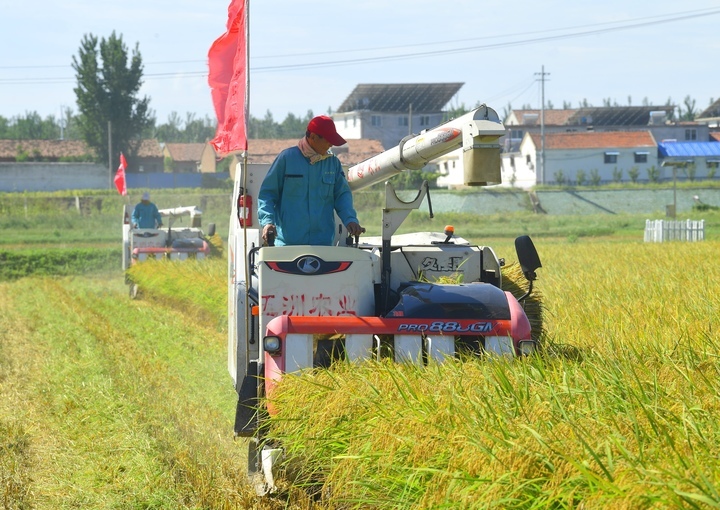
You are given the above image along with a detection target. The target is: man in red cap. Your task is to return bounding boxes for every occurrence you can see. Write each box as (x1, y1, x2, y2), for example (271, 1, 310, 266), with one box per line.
(257, 115, 364, 246)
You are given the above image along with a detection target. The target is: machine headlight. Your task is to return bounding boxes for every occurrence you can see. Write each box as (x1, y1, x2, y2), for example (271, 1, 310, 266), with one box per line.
(518, 340, 536, 356)
(263, 335, 282, 355)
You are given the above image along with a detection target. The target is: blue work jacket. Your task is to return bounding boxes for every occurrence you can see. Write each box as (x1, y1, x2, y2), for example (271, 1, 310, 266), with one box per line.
(257, 146, 358, 246)
(132, 202, 163, 228)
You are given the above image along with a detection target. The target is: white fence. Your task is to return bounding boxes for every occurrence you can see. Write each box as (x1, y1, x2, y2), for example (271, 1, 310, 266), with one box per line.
(644, 219, 705, 242)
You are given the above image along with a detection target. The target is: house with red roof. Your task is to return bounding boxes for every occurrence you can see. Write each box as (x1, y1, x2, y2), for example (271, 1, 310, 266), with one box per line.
(162, 142, 217, 173)
(505, 131, 659, 187)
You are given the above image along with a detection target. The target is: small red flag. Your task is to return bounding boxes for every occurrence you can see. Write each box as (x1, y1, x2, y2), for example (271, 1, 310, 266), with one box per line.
(114, 153, 127, 196)
(208, 0, 249, 157)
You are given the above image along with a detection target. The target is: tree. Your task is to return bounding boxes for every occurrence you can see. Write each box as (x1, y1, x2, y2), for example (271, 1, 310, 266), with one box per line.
(628, 166, 640, 183)
(612, 167, 623, 183)
(72, 31, 153, 168)
(683, 163, 697, 182)
(250, 110, 279, 138)
(647, 165, 660, 183)
(444, 104, 471, 122)
(665, 97, 677, 120)
(500, 102, 513, 121)
(183, 114, 216, 143)
(153, 112, 216, 143)
(576, 169, 586, 186)
(677, 95, 698, 121)
(278, 110, 313, 138)
(154, 111, 183, 142)
(59, 106, 83, 140)
(0, 112, 57, 140)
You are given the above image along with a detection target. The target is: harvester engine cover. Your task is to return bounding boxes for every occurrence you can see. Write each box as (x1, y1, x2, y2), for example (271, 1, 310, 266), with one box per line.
(386, 282, 511, 320)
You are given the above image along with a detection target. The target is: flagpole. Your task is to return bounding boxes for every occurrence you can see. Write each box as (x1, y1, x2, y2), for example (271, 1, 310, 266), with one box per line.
(241, 0, 251, 361)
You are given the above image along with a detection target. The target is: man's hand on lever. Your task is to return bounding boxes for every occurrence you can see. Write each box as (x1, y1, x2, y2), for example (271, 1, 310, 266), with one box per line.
(262, 224, 277, 246)
(346, 222, 365, 237)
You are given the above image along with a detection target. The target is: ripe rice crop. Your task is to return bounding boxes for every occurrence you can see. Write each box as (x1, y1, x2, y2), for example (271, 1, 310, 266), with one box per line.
(266, 240, 720, 509)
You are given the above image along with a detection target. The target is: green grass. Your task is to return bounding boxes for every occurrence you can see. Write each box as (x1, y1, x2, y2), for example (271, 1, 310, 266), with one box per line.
(0, 247, 120, 279)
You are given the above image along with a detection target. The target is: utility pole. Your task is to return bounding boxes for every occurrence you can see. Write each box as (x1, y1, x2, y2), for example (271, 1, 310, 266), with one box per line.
(535, 66, 550, 184)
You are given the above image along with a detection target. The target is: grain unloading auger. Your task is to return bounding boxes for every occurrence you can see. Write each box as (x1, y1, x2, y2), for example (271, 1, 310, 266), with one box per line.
(226, 105, 542, 494)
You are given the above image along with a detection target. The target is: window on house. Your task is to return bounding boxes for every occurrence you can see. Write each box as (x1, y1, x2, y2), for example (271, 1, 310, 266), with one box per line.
(510, 129, 524, 139)
(510, 156, 515, 168)
(604, 152, 619, 164)
(353, 116, 357, 127)
(707, 159, 720, 169)
(685, 129, 697, 141)
(371, 115, 381, 127)
(419, 115, 431, 126)
(634, 152, 649, 164)
(526, 155, 532, 164)
(398, 117, 408, 127)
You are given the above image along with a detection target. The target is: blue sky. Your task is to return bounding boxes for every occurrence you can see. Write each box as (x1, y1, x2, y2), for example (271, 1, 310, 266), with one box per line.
(2, 1, 719, 127)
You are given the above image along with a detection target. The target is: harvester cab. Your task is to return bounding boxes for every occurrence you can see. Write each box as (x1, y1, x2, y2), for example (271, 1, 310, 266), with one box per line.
(226, 105, 542, 494)
(122, 203, 216, 298)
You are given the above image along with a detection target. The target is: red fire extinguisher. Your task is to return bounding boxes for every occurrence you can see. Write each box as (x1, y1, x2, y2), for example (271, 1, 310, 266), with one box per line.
(237, 188, 252, 227)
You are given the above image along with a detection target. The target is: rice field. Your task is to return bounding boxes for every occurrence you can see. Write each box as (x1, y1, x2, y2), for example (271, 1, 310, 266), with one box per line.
(3, 195, 720, 508)
(265, 240, 720, 509)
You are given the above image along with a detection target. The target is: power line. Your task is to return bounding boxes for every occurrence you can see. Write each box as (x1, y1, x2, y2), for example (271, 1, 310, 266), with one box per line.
(4, 6, 719, 70)
(252, 8, 720, 72)
(250, 6, 720, 60)
(1, 7, 719, 82)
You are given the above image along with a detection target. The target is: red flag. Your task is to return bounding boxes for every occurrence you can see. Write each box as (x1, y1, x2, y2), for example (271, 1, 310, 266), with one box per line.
(208, 0, 249, 157)
(114, 153, 127, 196)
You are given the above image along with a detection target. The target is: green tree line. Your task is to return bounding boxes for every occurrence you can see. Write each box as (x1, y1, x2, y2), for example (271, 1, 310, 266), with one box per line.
(0, 109, 312, 146)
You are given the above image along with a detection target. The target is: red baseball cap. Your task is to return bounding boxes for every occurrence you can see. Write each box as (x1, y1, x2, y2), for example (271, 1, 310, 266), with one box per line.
(307, 115, 347, 146)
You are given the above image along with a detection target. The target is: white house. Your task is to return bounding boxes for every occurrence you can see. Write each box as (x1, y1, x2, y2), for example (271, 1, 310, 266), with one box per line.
(506, 131, 659, 186)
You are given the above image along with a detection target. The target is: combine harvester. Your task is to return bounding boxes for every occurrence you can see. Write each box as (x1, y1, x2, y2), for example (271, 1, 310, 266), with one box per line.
(122, 205, 215, 298)
(227, 105, 542, 493)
